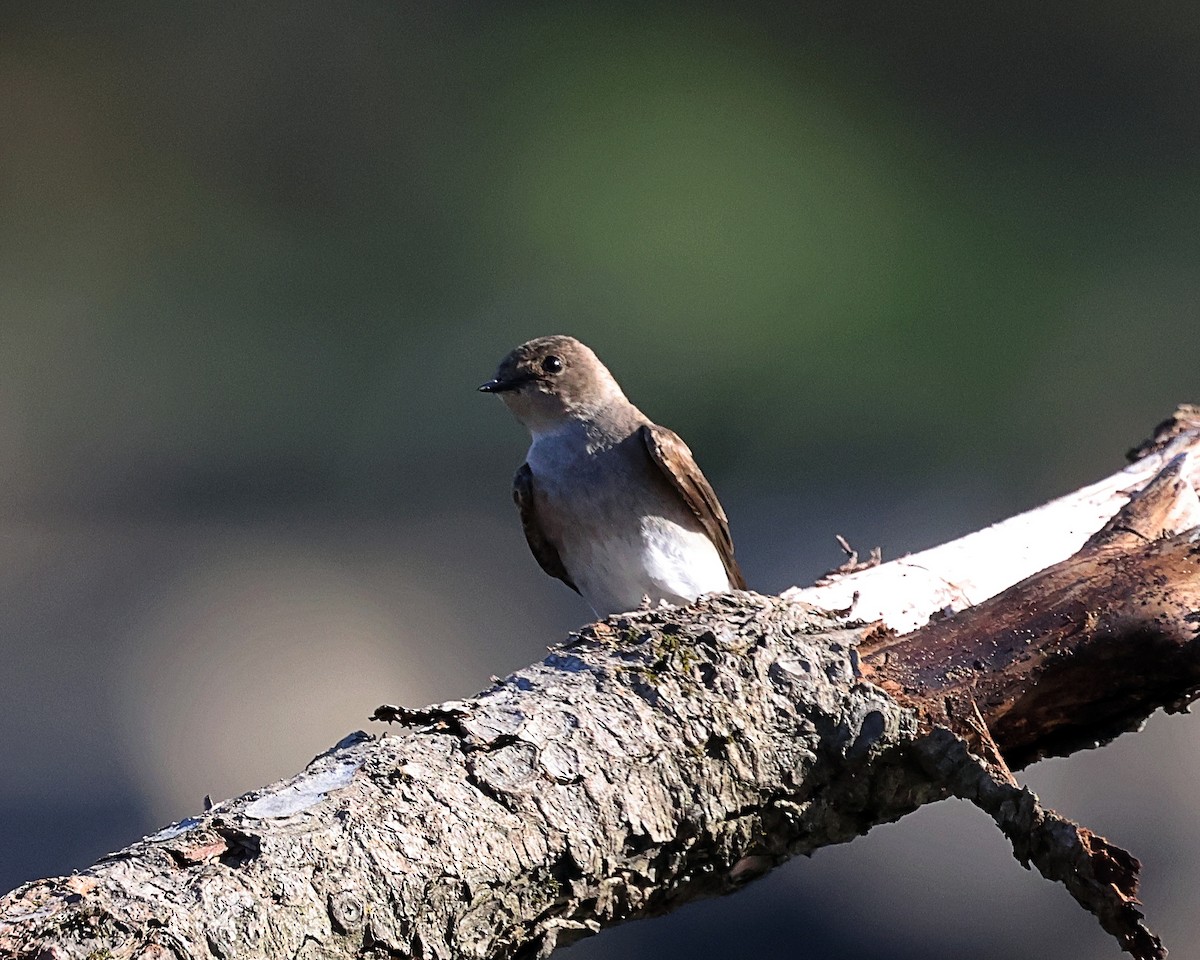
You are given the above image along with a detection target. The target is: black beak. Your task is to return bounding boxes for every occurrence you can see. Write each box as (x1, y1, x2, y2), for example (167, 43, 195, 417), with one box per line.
(478, 372, 535, 393)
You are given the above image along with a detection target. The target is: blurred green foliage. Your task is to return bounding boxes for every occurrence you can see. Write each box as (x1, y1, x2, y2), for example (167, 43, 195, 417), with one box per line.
(0, 0, 1196, 507)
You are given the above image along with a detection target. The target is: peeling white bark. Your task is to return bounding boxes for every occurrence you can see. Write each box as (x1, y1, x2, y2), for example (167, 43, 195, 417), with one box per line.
(788, 434, 1200, 631)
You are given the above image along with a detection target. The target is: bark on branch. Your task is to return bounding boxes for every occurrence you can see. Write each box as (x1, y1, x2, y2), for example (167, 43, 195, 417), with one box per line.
(3, 406, 1200, 960)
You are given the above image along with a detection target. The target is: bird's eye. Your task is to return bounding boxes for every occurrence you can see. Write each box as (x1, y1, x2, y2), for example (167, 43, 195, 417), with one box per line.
(542, 355, 564, 374)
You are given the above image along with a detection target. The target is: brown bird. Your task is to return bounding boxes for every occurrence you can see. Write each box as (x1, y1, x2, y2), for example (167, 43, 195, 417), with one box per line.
(479, 335, 745, 616)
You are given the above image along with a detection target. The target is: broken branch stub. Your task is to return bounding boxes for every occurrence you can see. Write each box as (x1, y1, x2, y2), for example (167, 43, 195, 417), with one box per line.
(860, 456, 1200, 769)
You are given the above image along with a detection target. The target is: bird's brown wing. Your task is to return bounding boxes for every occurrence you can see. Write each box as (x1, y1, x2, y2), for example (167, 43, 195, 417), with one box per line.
(639, 423, 746, 590)
(513, 462, 580, 594)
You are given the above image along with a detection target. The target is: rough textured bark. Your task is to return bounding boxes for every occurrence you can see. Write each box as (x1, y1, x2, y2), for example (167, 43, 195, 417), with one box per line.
(3, 406, 1200, 960)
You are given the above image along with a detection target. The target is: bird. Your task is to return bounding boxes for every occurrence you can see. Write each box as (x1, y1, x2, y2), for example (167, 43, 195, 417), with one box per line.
(479, 335, 745, 617)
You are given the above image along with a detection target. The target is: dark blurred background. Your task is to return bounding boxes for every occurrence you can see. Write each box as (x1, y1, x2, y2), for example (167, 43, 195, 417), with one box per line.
(2, 2, 1199, 957)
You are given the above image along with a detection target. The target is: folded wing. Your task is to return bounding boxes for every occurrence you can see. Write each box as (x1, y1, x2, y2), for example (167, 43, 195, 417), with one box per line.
(639, 423, 746, 590)
(512, 462, 580, 594)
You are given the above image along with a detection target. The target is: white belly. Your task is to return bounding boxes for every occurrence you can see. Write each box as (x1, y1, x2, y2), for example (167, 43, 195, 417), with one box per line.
(524, 423, 733, 617)
(572, 515, 732, 617)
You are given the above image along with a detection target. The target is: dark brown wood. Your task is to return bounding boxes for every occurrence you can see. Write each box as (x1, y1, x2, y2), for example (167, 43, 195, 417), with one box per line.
(856, 446, 1200, 960)
(861, 454, 1200, 770)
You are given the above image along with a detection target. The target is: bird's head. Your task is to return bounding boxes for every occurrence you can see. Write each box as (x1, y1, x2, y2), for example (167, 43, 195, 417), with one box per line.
(479, 335, 626, 432)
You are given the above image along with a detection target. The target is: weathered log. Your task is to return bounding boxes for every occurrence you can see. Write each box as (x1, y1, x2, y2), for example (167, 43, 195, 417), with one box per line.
(2, 406, 1199, 960)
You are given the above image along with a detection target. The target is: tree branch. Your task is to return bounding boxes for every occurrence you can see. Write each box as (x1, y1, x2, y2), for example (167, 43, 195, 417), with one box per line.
(3, 407, 1199, 960)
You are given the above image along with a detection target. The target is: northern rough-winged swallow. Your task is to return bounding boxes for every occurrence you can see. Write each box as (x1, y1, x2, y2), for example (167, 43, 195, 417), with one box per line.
(479, 335, 745, 617)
